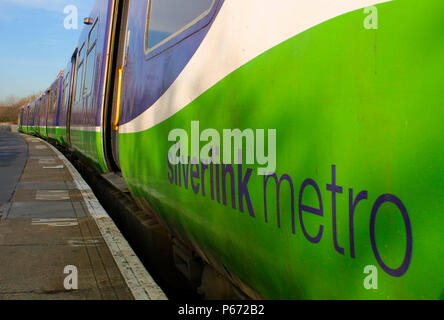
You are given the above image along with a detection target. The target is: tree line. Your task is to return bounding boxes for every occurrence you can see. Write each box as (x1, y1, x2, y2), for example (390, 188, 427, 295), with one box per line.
(0, 93, 41, 124)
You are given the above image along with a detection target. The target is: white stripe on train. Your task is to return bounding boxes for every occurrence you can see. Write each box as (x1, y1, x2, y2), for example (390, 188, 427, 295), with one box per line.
(119, 0, 390, 134)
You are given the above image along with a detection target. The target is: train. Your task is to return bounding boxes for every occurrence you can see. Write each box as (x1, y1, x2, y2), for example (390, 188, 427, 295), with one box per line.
(18, 0, 443, 299)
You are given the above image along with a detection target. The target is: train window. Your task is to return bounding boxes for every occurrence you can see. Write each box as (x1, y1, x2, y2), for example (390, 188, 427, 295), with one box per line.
(145, 0, 215, 52)
(50, 89, 57, 114)
(54, 88, 59, 112)
(84, 21, 99, 96)
(49, 91, 53, 114)
(75, 44, 86, 102)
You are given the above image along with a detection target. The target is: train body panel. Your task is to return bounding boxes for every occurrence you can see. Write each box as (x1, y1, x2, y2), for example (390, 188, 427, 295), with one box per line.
(29, 102, 35, 135)
(68, 0, 114, 173)
(58, 61, 76, 146)
(24, 106, 29, 134)
(34, 93, 48, 138)
(117, 0, 444, 299)
(34, 97, 41, 136)
(47, 75, 64, 142)
(58, 66, 70, 146)
(39, 92, 49, 138)
(26, 104, 32, 134)
(27, 104, 32, 134)
(20, 107, 24, 133)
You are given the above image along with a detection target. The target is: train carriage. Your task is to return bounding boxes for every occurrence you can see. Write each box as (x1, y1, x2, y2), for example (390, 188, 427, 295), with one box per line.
(21, 0, 444, 300)
(58, 59, 77, 146)
(25, 104, 30, 134)
(39, 91, 49, 139)
(66, 0, 114, 172)
(115, 0, 444, 299)
(34, 96, 40, 135)
(21, 106, 27, 133)
(30, 100, 37, 135)
(47, 74, 64, 142)
(19, 107, 24, 133)
(34, 96, 41, 136)
(17, 107, 23, 133)
(23, 105, 29, 134)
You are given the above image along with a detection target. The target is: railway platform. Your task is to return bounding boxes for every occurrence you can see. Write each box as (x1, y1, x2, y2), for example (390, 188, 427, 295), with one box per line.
(0, 131, 166, 300)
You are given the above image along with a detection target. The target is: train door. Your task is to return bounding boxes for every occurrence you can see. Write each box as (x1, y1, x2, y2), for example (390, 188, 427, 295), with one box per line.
(43, 90, 50, 139)
(103, 0, 131, 171)
(35, 99, 41, 135)
(26, 106, 30, 133)
(66, 52, 77, 146)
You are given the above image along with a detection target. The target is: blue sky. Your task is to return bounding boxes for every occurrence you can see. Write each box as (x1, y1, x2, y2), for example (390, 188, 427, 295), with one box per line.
(0, 0, 93, 101)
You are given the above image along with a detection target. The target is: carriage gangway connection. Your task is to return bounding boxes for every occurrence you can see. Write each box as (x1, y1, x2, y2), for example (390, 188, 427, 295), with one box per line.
(0, 130, 167, 300)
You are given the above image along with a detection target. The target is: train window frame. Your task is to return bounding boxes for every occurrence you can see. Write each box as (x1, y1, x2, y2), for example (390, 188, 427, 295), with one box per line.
(74, 43, 86, 103)
(43, 92, 49, 124)
(50, 86, 58, 115)
(62, 72, 70, 112)
(144, 0, 218, 58)
(49, 90, 53, 117)
(83, 20, 99, 97)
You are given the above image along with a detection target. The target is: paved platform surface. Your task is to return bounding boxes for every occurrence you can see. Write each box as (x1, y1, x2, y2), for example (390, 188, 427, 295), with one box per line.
(0, 132, 166, 300)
